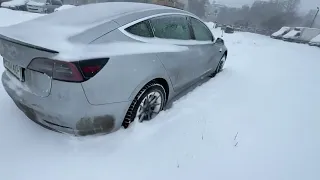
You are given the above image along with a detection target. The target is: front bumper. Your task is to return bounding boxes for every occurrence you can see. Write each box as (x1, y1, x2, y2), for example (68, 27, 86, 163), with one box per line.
(2, 71, 130, 136)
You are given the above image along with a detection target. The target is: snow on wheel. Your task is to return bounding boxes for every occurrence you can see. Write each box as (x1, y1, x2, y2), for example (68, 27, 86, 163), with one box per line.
(210, 54, 227, 77)
(217, 55, 227, 72)
(122, 81, 167, 128)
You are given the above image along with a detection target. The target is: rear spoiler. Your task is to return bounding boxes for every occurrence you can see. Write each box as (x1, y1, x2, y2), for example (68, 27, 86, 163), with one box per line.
(0, 34, 59, 54)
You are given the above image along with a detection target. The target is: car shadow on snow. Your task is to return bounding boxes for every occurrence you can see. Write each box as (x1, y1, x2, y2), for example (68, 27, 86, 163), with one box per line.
(164, 70, 229, 110)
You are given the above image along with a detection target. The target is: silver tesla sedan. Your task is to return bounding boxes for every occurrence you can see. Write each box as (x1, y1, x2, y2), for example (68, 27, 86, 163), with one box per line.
(0, 2, 227, 136)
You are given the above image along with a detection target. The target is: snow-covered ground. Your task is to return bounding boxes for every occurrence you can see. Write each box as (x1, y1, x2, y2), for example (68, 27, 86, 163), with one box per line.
(1, 9, 320, 180)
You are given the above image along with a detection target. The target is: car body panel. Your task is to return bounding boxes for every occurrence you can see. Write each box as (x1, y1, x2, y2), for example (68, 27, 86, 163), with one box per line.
(0, 37, 58, 97)
(0, 37, 57, 68)
(2, 70, 131, 135)
(0, 2, 228, 135)
(81, 53, 170, 104)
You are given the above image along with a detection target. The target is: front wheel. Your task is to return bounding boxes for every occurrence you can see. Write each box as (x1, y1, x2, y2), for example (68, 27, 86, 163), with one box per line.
(210, 55, 226, 77)
(122, 82, 167, 128)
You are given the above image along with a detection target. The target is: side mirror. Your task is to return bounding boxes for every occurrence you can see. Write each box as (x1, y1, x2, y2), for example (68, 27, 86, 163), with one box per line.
(215, 38, 224, 45)
(45, 2, 50, 5)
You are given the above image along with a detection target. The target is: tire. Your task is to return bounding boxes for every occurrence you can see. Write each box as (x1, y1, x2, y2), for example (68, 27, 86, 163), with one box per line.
(210, 55, 227, 77)
(122, 81, 167, 128)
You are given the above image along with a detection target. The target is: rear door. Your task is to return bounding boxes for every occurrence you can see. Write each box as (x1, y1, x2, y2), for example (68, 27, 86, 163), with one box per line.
(149, 15, 204, 91)
(188, 16, 221, 74)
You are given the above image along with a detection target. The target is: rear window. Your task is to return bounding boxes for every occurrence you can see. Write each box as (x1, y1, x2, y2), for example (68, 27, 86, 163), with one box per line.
(125, 20, 153, 38)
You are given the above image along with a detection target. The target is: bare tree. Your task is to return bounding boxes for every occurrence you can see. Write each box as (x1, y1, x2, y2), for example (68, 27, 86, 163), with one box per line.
(283, 0, 300, 13)
(188, 0, 209, 18)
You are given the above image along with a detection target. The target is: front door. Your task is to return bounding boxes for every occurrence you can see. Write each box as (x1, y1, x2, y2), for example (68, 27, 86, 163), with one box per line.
(149, 15, 204, 91)
(188, 17, 221, 74)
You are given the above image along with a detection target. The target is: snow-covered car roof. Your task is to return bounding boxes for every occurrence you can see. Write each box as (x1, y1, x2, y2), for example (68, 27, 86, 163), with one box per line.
(0, 2, 190, 52)
(283, 29, 300, 38)
(272, 27, 291, 37)
(54, 4, 76, 12)
(1, 0, 27, 7)
(33, 2, 182, 26)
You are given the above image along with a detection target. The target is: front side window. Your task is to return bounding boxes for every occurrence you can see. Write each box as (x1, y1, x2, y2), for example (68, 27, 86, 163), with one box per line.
(125, 20, 153, 38)
(190, 17, 213, 41)
(149, 15, 192, 40)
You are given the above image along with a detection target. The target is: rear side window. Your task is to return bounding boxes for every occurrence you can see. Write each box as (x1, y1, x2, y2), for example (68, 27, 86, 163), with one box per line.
(125, 20, 153, 38)
(149, 15, 192, 40)
(190, 17, 213, 41)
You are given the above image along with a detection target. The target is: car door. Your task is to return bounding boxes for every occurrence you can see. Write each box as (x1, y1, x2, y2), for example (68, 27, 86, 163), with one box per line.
(189, 16, 222, 74)
(149, 15, 204, 92)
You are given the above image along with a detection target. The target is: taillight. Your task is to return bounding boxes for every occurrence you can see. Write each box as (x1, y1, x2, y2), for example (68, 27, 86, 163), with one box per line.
(78, 58, 108, 79)
(53, 60, 83, 82)
(27, 58, 108, 82)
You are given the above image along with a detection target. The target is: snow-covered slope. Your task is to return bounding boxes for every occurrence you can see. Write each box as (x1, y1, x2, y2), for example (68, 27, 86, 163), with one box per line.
(0, 8, 320, 180)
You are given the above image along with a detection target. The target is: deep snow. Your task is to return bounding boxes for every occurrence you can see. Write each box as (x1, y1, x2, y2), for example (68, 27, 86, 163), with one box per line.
(0, 8, 320, 180)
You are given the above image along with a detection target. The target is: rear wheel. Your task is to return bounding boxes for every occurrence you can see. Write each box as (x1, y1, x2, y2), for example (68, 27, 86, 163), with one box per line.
(122, 82, 166, 128)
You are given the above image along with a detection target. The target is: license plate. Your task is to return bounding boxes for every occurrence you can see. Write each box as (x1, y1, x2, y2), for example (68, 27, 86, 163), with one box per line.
(3, 59, 24, 81)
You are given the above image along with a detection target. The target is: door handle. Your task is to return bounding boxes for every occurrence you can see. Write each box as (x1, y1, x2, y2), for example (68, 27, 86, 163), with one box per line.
(219, 48, 222, 52)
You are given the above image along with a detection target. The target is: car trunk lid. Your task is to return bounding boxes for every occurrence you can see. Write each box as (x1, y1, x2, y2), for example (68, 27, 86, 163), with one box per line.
(0, 36, 58, 97)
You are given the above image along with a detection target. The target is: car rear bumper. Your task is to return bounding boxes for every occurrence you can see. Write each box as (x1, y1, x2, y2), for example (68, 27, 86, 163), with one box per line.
(2, 70, 130, 136)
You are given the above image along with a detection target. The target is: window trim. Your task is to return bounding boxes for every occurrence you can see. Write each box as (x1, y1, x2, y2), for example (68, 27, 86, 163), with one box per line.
(124, 19, 154, 38)
(186, 16, 196, 40)
(119, 12, 215, 46)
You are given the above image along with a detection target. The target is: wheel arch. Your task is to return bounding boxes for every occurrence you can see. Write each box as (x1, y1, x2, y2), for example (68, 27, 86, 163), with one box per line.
(128, 76, 171, 103)
(122, 77, 171, 128)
